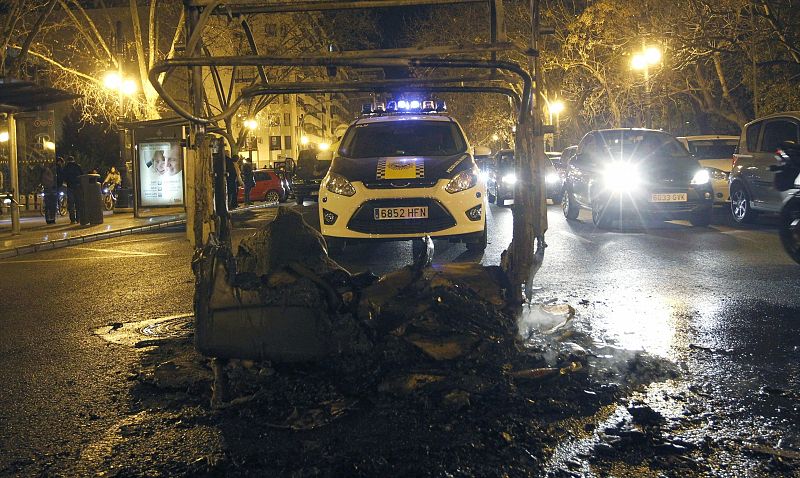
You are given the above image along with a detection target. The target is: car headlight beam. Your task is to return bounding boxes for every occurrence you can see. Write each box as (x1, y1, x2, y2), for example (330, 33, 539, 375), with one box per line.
(545, 173, 560, 184)
(446, 170, 478, 194)
(501, 173, 517, 184)
(602, 161, 641, 192)
(324, 172, 356, 196)
(691, 169, 711, 185)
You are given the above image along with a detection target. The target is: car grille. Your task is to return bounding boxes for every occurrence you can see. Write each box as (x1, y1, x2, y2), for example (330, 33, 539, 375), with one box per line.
(362, 179, 439, 189)
(347, 198, 456, 234)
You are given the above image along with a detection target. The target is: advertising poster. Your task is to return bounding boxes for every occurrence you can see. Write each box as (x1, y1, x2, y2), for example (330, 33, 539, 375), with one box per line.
(138, 141, 184, 207)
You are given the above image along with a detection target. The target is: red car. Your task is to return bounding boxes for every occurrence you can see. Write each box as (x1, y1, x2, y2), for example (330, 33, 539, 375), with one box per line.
(238, 169, 286, 203)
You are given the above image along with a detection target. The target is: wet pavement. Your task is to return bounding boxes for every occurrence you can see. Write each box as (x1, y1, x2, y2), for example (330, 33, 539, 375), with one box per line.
(0, 202, 798, 476)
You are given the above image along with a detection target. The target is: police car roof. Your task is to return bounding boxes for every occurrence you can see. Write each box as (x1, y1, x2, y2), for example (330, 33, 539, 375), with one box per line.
(353, 114, 455, 125)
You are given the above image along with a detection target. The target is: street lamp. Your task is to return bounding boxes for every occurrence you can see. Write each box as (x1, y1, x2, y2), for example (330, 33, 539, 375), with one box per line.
(300, 135, 310, 146)
(548, 100, 565, 151)
(0, 131, 8, 142)
(244, 118, 257, 165)
(631, 45, 662, 128)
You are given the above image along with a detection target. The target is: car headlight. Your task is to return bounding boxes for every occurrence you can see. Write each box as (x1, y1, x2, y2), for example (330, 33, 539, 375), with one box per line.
(324, 173, 356, 197)
(690, 169, 711, 185)
(602, 161, 641, 192)
(446, 169, 478, 194)
(501, 173, 517, 184)
(545, 173, 560, 184)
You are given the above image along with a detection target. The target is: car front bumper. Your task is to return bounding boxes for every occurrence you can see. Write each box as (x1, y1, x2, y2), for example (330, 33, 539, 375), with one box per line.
(320, 180, 486, 240)
(595, 186, 714, 218)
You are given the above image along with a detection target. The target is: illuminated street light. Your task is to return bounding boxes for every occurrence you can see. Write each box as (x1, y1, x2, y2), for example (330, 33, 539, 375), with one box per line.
(300, 135, 310, 146)
(43, 141, 56, 151)
(550, 100, 565, 116)
(103, 71, 121, 90)
(318, 142, 331, 151)
(0, 131, 8, 142)
(244, 119, 258, 130)
(548, 100, 566, 150)
(491, 134, 500, 142)
(121, 79, 137, 96)
(630, 45, 662, 128)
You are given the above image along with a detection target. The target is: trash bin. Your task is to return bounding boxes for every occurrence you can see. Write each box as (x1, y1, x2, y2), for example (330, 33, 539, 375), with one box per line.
(114, 187, 133, 212)
(79, 174, 104, 225)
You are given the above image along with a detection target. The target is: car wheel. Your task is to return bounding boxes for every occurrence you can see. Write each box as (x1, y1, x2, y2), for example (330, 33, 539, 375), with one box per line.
(265, 190, 281, 203)
(295, 195, 305, 206)
(562, 188, 579, 220)
(730, 183, 758, 224)
(465, 227, 487, 252)
(689, 206, 713, 227)
(324, 236, 345, 254)
(779, 196, 800, 265)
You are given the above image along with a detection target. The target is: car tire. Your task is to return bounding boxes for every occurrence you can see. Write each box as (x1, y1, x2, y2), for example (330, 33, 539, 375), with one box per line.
(324, 236, 345, 254)
(295, 195, 305, 206)
(562, 188, 580, 220)
(730, 182, 758, 224)
(689, 206, 713, 227)
(265, 190, 281, 203)
(779, 196, 800, 265)
(466, 227, 488, 253)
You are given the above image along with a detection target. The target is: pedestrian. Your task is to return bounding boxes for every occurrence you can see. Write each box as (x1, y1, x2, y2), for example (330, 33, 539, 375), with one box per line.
(225, 153, 242, 210)
(62, 155, 83, 224)
(40, 159, 58, 224)
(241, 158, 255, 206)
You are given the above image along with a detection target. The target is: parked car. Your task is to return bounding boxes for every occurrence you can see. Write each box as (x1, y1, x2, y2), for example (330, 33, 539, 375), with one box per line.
(293, 149, 332, 205)
(486, 149, 561, 205)
(237, 169, 286, 203)
(677, 135, 738, 204)
(729, 112, 800, 223)
(561, 128, 714, 228)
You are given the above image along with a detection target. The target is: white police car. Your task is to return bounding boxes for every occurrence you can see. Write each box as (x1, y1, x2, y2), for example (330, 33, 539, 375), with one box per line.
(318, 100, 487, 253)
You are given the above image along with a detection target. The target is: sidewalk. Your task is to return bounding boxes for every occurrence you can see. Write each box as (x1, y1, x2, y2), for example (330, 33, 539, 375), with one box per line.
(0, 210, 186, 259)
(0, 201, 277, 259)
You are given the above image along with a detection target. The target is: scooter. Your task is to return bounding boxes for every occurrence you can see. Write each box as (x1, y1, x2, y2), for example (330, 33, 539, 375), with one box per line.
(771, 142, 800, 264)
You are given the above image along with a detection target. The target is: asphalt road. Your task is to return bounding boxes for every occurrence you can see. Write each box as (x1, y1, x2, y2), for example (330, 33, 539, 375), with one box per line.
(0, 202, 798, 476)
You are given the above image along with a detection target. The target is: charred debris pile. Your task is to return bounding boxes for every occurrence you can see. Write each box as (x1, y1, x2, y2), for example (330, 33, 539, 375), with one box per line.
(184, 207, 676, 475)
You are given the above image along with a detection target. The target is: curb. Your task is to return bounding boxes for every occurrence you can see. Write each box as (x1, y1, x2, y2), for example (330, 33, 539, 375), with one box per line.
(0, 202, 278, 260)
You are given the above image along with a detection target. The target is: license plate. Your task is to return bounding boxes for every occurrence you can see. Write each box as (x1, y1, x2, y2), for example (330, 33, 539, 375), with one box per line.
(373, 206, 429, 220)
(650, 193, 687, 202)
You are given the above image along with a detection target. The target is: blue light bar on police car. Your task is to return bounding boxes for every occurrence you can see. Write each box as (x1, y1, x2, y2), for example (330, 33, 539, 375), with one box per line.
(397, 100, 409, 109)
(374, 102, 385, 112)
(435, 100, 447, 112)
(386, 101, 397, 112)
(410, 100, 421, 109)
(422, 100, 435, 111)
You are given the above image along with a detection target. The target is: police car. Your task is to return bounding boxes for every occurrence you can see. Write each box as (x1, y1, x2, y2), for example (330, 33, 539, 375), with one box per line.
(318, 100, 487, 253)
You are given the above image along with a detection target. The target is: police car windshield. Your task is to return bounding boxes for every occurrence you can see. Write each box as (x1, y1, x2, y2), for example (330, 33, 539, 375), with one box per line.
(339, 120, 467, 158)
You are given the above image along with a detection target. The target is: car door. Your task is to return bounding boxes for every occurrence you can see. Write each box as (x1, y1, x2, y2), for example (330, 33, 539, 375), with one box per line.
(570, 134, 596, 206)
(754, 118, 800, 210)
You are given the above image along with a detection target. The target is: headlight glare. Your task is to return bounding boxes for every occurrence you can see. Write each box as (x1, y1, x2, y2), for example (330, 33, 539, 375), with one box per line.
(501, 173, 517, 184)
(545, 173, 560, 184)
(446, 170, 477, 193)
(602, 161, 641, 192)
(691, 169, 711, 185)
(324, 173, 356, 196)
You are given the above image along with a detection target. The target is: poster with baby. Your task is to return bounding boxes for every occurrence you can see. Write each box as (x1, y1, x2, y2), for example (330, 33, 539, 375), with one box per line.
(138, 141, 185, 207)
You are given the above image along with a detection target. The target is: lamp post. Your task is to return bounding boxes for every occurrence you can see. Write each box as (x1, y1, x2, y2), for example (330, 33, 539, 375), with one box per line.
(548, 100, 565, 151)
(244, 118, 257, 166)
(631, 46, 662, 129)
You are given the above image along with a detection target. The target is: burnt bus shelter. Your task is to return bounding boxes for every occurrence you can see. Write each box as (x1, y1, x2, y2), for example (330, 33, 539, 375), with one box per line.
(149, 0, 551, 301)
(0, 79, 80, 234)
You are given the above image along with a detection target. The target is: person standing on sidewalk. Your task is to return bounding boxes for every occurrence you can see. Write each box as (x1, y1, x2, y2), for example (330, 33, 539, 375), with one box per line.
(225, 153, 242, 210)
(62, 156, 83, 224)
(241, 158, 255, 206)
(40, 160, 58, 224)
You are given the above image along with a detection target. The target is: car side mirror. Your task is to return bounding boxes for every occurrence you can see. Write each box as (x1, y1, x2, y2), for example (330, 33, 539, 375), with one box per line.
(473, 146, 492, 157)
(316, 150, 333, 161)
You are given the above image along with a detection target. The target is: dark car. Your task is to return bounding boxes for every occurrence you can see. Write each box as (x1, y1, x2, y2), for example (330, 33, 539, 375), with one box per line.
(561, 129, 714, 228)
(238, 169, 287, 203)
(293, 149, 332, 205)
(486, 149, 562, 206)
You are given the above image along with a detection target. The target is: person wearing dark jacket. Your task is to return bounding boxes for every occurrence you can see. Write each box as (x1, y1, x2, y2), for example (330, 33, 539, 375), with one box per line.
(40, 160, 58, 224)
(62, 156, 83, 223)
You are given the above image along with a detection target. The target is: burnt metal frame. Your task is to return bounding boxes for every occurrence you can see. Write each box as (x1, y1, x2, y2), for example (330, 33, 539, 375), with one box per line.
(155, 0, 544, 304)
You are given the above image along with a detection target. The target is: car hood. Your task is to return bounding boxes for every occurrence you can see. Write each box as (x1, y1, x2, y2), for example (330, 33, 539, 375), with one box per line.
(330, 153, 474, 183)
(639, 156, 704, 183)
(697, 158, 733, 172)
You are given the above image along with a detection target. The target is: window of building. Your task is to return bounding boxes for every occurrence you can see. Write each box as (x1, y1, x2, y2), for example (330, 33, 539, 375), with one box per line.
(284, 135, 292, 150)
